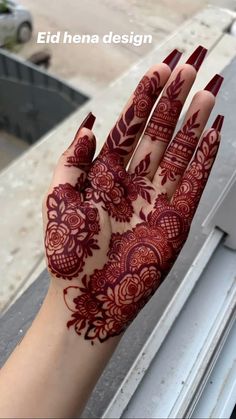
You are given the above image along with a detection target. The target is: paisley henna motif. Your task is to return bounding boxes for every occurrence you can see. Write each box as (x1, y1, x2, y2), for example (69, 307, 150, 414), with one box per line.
(145, 71, 184, 143)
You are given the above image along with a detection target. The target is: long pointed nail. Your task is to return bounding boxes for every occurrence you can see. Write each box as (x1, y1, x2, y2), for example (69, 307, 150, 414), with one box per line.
(212, 115, 224, 132)
(204, 74, 224, 97)
(163, 49, 182, 70)
(70, 112, 96, 147)
(79, 112, 96, 130)
(185, 45, 207, 71)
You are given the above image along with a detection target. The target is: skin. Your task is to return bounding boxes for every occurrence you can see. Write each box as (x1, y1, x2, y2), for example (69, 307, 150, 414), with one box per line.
(0, 50, 222, 418)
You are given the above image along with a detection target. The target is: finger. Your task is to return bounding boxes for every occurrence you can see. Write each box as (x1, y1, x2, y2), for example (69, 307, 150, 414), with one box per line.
(100, 49, 182, 166)
(129, 46, 207, 178)
(172, 114, 224, 221)
(50, 112, 96, 191)
(153, 74, 223, 198)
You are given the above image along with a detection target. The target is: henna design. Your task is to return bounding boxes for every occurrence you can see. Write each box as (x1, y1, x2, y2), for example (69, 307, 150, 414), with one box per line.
(104, 72, 161, 157)
(64, 222, 171, 343)
(173, 128, 220, 219)
(45, 183, 100, 279)
(64, 193, 193, 343)
(45, 125, 219, 343)
(86, 152, 154, 222)
(65, 134, 95, 170)
(159, 110, 200, 185)
(62, 128, 220, 343)
(145, 71, 184, 143)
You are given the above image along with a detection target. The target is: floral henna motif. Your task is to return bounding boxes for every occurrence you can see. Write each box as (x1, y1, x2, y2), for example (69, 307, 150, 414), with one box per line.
(173, 128, 220, 219)
(63, 195, 191, 343)
(159, 110, 200, 185)
(86, 152, 154, 222)
(145, 71, 184, 143)
(57, 126, 220, 344)
(64, 222, 171, 343)
(104, 72, 161, 157)
(45, 183, 100, 279)
(65, 134, 95, 170)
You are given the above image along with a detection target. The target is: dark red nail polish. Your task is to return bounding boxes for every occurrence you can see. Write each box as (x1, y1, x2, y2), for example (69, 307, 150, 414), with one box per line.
(185, 45, 207, 71)
(212, 114, 224, 132)
(163, 49, 182, 70)
(204, 74, 224, 97)
(79, 112, 96, 130)
(70, 112, 96, 147)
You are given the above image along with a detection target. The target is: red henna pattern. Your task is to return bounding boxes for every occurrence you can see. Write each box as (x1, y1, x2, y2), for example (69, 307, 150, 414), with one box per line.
(64, 222, 172, 342)
(62, 127, 220, 343)
(173, 128, 220, 219)
(145, 71, 184, 143)
(159, 110, 200, 185)
(65, 134, 95, 170)
(86, 152, 154, 222)
(104, 72, 161, 157)
(45, 183, 100, 279)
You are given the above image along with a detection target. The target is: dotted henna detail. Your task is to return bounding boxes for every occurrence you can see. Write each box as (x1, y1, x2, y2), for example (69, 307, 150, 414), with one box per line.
(159, 110, 200, 185)
(145, 71, 184, 143)
(45, 183, 100, 279)
(86, 152, 154, 222)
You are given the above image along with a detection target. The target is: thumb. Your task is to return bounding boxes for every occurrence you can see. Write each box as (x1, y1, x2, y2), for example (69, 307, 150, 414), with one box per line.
(51, 112, 96, 191)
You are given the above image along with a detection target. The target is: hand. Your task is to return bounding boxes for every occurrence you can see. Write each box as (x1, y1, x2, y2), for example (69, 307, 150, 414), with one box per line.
(43, 46, 224, 344)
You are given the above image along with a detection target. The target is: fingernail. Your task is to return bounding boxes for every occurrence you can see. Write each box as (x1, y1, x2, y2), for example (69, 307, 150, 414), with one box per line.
(185, 45, 207, 72)
(163, 49, 182, 70)
(212, 114, 224, 132)
(70, 112, 96, 147)
(204, 74, 224, 97)
(79, 112, 96, 130)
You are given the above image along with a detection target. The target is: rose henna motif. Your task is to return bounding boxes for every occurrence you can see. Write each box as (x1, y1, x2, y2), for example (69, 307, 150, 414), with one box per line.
(61, 124, 221, 344)
(44, 54, 223, 345)
(65, 134, 95, 170)
(173, 128, 220, 219)
(45, 183, 100, 279)
(64, 222, 173, 343)
(86, 152, 154, 222)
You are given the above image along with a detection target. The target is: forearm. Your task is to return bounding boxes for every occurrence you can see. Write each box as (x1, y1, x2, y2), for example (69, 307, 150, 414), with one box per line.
(0, 283, 120, 419)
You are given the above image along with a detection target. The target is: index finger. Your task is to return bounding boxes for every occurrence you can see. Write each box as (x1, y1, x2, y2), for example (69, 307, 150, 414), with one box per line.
(100, 49, 182, 166)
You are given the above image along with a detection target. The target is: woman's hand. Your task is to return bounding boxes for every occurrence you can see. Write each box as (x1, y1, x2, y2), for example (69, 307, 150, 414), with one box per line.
(43, 46, 224, 344)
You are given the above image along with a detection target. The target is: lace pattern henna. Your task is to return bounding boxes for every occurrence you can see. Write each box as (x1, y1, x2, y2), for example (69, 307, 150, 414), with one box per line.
(45, 183, 100, 279)
(159, 110, 200, 184)
(145, 71, 184, 143)
(104, 72, 161, 157)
